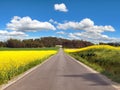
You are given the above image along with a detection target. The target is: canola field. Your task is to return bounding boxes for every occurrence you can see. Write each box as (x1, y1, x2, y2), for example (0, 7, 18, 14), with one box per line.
(65, 45, 120, 52)
(65, 45, 120, 83)
(0, 50, 57, 84)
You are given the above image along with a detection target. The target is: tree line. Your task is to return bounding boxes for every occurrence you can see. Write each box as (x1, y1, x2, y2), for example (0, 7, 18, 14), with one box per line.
(0, 37, 93, 48)
(99, 42, 120, 47)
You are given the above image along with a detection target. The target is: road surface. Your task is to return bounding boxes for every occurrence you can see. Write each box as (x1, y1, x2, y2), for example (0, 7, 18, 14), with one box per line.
(4, 48, 117, 90)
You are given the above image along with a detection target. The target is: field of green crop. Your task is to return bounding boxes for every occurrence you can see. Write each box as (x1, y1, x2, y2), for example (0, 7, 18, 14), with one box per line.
(65, 45, 120, 83)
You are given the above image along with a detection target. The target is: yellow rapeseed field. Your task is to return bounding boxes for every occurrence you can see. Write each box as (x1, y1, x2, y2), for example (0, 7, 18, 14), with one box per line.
(0, 50, 57, 84)
(64, 45, 120, 53)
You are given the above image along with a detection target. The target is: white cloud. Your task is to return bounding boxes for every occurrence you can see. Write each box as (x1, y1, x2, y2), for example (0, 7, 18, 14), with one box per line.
(49, 19, 58, 24)
(7, 16, 56, 32)
(0, 30, 28, 41)
(0, 30, 27, 36)
(0, 30, 8, 35)
(49, 19, 54, 23)
(57, 18, 117, 42)
(0, 16, 119, 43)
(54, 3, 68, 12)
(57, 18, 115, 32)
(68, 32, 119, 43)
(68, 33, 80, 39)
(57, 18, 120, 43)
(57, 21, 80, 30)
(56, 31, 65, 34)
(9, 31, 28, 36)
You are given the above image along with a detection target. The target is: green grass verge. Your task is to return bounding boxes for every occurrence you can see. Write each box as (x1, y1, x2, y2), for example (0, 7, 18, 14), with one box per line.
(67, 47, 120, 83)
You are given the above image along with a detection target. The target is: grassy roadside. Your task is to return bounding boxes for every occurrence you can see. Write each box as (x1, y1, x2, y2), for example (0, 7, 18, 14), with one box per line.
(65, 45, 120, 83)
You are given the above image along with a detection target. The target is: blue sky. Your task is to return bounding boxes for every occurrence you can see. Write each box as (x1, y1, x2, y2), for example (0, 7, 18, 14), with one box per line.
(0, 0, 120, 43)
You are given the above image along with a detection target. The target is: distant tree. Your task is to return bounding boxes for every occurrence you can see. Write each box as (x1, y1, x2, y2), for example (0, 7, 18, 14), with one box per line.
(99, 42, 106, 45)
(6, 39, 24, 48)
(23, 39, 34, 48)
(1, 37, 94, 48)
(107, 42, 120, 47)
(0, 41, 5, 47)
(99, 42, 120, 47)
(62, 39, 93, 48)
(41, 37, 61, 47)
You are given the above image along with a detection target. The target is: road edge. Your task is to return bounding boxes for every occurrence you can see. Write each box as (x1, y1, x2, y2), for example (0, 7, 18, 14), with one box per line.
(0, 54, 56, 90)
(66, 54, 120, 90)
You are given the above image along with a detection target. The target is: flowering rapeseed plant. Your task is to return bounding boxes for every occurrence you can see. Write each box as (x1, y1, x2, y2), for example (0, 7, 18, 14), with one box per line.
(0, 50, 57, 84)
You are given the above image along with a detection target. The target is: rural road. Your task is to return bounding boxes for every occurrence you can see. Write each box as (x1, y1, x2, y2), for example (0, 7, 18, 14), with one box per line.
(4, 48, 117, 90)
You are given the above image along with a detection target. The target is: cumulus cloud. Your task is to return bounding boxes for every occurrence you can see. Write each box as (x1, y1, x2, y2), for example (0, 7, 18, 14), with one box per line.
(57, 18, 115, 32)
(0, 30, 28, 41)
(0, 16, 119, 43)
(7, 16, 56, 32)
(68, 33, 80, 39)
(56, 18, 117, 43)
(54, 3, 68, 12)
(68, 31, 119, 43)
(56, 31, 65, 34)
(0, 30, 27, 36)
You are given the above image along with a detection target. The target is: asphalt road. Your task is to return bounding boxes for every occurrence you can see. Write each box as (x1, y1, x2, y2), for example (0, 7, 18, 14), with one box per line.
(4, 48, 117, 90)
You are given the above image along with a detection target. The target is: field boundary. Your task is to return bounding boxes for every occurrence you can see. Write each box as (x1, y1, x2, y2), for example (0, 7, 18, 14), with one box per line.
(67, 54, 120, 90)
(0, 54, 56, 90)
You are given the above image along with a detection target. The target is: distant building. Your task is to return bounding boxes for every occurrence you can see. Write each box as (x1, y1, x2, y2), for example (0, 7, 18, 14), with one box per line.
(56, 45, 62, 48)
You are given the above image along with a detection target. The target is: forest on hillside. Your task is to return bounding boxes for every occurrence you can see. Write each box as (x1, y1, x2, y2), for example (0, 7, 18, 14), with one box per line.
(0, 37, 93, 48)
(0, 37, 120, 48)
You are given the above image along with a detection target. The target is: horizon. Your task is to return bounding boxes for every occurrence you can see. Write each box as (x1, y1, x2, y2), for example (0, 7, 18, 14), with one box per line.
(0, 0, 120, 43)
